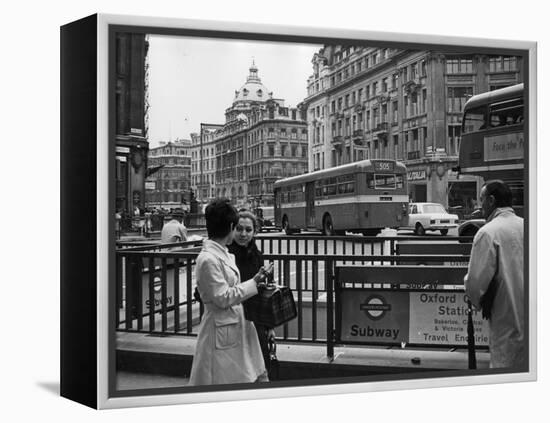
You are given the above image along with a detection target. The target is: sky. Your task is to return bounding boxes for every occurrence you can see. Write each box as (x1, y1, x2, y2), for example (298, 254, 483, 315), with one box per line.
(147, 34, 322, 147)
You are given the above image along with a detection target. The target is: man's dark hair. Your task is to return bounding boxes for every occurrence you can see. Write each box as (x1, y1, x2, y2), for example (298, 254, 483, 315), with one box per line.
(205, 198, 239, 238)
(483, 179, 513, 208)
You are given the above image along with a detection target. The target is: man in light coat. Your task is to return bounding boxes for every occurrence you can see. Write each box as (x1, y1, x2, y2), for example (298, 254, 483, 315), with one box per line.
(464, 180, 526, 369)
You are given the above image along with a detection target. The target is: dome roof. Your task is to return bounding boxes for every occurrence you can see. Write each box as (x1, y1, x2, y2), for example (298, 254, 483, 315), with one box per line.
(233, 61, 272, 103)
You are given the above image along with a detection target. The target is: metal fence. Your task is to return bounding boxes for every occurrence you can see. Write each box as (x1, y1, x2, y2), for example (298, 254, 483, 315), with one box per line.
(116, 235, 474, 358)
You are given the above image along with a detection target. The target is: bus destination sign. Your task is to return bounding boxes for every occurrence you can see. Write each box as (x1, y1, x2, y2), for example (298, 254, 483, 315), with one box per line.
(373, 161, 395, 172)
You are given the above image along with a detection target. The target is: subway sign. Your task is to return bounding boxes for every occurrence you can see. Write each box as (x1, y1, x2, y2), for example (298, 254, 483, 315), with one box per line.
(339, 289, 489, 347)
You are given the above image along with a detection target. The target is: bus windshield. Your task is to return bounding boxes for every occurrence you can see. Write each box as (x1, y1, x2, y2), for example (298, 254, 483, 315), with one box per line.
(462, 106, 486, 133)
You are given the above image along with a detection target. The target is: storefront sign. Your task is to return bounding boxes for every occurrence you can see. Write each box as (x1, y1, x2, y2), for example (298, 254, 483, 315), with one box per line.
(484, 133, 524, 162)
(116, 146, 130, 154)
(407, 170, 426, 181)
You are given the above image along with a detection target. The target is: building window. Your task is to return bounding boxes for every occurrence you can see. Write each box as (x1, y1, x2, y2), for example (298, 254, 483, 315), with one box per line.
(446, 58, 473, 73)
(448, 125, 461, 155)
(411, 92, 418, 116)
(392, 101, 398, 123)
(447, 86, 473, 112)
(411, 62, 418, 80)
(366, 110, 370, 130)
(382, 78, 388, 92)
(489, 56, 518, 72)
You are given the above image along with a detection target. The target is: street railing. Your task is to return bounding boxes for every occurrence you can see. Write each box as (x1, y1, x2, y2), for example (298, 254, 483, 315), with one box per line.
(115, 236, 475, 357)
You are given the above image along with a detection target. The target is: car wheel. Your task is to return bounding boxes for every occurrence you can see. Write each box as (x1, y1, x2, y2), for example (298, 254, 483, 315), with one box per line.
(322, 214, 335, 236)
(415, 223, 425, 236)
(440, 229, 449, 236)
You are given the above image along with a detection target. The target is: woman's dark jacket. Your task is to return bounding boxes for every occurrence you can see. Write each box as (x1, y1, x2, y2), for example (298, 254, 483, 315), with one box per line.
(227, 240, 263, 281)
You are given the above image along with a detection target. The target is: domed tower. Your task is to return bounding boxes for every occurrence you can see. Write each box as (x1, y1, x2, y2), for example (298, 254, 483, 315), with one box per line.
(226, 61, 282, 124)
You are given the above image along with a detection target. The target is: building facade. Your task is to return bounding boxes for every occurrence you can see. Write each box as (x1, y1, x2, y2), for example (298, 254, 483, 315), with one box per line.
(145, 139, 192, 210)
(114, 32, 150, 215)
(304, 46, 523, 212)
(190, 124, 222, 205)
(190, 63, 308, 208)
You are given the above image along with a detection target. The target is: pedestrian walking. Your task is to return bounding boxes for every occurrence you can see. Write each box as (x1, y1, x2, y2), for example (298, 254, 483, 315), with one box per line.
(188, 199, 271, 386)
(160, 209, 188, 244)
(464, 180, 526, 369)
(228, 209, 276, 379)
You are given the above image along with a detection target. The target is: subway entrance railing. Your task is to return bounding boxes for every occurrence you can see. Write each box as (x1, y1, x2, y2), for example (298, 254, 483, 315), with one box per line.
(115, 235, 483, 367)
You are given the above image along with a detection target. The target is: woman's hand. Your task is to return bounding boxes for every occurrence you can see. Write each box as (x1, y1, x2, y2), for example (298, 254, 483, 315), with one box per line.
(253, 262, 274, 285)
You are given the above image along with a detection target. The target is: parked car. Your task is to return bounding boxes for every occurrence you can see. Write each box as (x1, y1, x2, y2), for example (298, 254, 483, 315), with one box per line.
(405, 202, 459, 235)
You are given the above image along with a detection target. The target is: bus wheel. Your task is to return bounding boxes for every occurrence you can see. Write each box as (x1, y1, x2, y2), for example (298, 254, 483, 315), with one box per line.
(323, 214, 335, 236)
(282, 216, 292, 235)
(415, 223, 425, 236)
(440, 229, 449, 236)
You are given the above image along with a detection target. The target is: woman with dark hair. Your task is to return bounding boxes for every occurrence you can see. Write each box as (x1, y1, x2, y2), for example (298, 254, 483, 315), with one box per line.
(228, 210, 276, 379)
(188, 199, 270, 385)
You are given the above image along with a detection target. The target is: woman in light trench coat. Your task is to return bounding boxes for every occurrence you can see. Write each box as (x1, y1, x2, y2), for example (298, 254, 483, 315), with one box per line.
(188, 199, 272, 385)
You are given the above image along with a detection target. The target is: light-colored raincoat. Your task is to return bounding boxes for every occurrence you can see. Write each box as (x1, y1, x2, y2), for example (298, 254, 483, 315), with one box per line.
(464, 207, 525, 368)
(188, 239, 266, 385)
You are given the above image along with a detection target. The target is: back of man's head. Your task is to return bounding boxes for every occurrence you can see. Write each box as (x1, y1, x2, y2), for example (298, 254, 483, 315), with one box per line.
(483, 180, 513, 208)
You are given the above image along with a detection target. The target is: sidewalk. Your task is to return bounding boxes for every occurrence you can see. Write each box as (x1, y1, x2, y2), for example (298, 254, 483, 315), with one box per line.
(116, 331, 490, 390)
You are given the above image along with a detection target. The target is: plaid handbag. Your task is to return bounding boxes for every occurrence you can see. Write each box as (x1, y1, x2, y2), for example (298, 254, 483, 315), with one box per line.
(243, 283, 297, 328)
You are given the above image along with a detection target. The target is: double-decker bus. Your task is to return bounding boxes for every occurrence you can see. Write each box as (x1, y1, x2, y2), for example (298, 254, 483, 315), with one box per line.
(457, 83, 524, 236)
(274, 159, 408, 235)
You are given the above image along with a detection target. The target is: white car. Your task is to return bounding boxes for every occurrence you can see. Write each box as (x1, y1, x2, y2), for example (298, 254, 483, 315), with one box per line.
(405, 202, 459, 235)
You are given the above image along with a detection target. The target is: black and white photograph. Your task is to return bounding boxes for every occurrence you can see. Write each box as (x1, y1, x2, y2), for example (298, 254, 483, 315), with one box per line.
(108, 17, 533, 401)
(5, 0, 549, 421)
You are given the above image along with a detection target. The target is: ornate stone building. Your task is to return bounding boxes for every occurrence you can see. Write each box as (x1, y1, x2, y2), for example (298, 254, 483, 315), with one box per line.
(303, 46, 523, 211)
(145, 139, 192, 210)
(114, 32, 150, 214)
(190, 62, 309, 208)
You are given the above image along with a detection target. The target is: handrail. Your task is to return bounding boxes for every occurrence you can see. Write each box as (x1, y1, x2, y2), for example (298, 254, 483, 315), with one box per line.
(115, 235, 478, 368)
